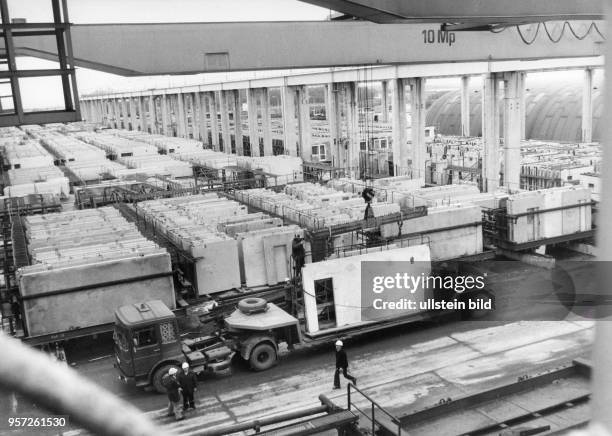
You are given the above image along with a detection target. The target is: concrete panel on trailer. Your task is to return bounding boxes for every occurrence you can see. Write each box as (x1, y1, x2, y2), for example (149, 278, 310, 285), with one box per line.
(19, 252, 175, 336)
(191, 239, 241, 295)
(302, 244, 431, 334)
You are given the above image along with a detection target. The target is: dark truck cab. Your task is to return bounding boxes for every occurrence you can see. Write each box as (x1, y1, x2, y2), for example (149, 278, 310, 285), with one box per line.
(113, 300, 234, 393)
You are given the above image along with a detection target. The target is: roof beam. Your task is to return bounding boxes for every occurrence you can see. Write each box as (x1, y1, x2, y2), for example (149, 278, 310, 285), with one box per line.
(298, 0, 604, 24)
(81, 57, 604, 100)
(8, 21, 604, 76)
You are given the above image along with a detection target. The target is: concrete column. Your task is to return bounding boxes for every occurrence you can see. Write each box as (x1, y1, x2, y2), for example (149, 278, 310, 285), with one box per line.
(409, 78, 427, 180)
(298, 85, 312, 161)
(281, 85, 298, 157)
(346, 82, 359, 174)
(481, 73, 501, 193)
(460, 76, 471, 137)
(519, 72, 526, 140)
(582, 68, 593, 143)
(129, 98, 138, 131)
(380, 81, 389, 123)
(121, 99, 130, 129)
(160, 94, 169, 135)
(209, 92, 220, 150)
(232, 90, 243, 155)
(197, 92, 208, 144)
(219, 90, 232, 153)
(503, 72, 522, 192)
(100, 100, 107, 125)
(260, 88, 273, 156)
(326, 83, 342, 167)
(592, 10, 612, 433)
(247, 88, 259, 156)
(176, 93, 187, 138)
(112, 99, 120, 128)
(136, 97, 145, 132)
(391, 78, 407, 175)
(189, 93, 200, 141)
(148, 95, 156, 133)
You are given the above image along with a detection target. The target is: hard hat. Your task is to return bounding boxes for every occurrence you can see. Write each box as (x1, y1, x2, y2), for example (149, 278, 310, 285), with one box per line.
(335, 340, 343, 347)
(182, 362, 189, 369)
(168, 367, 178, 375)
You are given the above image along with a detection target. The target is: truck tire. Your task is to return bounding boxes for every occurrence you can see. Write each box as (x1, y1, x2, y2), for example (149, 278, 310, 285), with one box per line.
(152, 363, 180, 394)
(249, 343, 277, 371)
(238, 298, 268, 315)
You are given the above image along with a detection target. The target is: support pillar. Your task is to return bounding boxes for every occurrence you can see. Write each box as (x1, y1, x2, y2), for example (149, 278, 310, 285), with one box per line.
(298, 85, 312, 161)
(281, 84, 298, 157)
(232, 90, 243, 155)
(503, 72, 522, 192)
(582, 68, 593, 143)
(219, 90, 232, 153)
(391, 78, 407, 176)
(176, 93, 187, 138)
(380, 81, 389, 123)
(519, 72, 526, 140)
(345, 82, 359, 175)
(326, 83, 341, 167)
(198, 92, 208, 144)
(190, 93, 200, 141)
(409, 77, 426, 180)
(209, 92, 220, 150)
(160, 94, 169, 136)
(129, 98, 138, 131)
(121, 99, 129, 129)
(481, 73, 501, 193)
(260, 88, 273, 156)
(137, 97, 146, 132)
(460, 76, 470, 137)
(247, 88, 259, 156)
(113, 99, 121, 128)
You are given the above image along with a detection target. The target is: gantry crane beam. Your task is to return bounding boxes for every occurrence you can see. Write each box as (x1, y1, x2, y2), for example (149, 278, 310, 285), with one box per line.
(8, 21, 604, 76)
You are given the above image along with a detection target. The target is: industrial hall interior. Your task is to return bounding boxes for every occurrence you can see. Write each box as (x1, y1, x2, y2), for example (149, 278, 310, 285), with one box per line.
(0, 0, 612, 435)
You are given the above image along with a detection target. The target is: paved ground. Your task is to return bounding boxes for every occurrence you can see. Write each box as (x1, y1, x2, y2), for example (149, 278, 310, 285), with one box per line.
(0, 254, 598, 435)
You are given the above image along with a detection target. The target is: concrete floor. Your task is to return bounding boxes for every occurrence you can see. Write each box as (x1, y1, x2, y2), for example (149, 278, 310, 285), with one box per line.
(1, 253, 597, 436)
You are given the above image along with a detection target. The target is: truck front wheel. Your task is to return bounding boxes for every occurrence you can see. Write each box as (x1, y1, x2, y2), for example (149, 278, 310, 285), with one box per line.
(152, 363, 180, 394)
(249, 343, 277, 371)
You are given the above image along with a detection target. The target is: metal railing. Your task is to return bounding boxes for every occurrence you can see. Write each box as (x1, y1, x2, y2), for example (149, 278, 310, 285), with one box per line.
(348, 383, 402, 436)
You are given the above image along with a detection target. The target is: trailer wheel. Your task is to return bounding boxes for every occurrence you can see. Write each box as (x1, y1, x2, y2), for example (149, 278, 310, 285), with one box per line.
(238, 298, 268, 315)
(249, 343, 277, 371)
(152, 363, 180, 394)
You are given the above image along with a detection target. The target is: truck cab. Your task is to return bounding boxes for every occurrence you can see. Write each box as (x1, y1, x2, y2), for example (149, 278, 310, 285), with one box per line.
(113, 300, 234, 393)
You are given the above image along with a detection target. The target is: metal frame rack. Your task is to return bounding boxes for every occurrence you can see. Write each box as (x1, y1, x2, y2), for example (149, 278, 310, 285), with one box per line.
(0, 0, 80, 126)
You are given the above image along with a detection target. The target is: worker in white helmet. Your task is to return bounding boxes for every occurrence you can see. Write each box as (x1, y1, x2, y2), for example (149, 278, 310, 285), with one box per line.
(178, 362, 198, 410)
(333, 340, 356, 389)
(162, 367, 184, 420)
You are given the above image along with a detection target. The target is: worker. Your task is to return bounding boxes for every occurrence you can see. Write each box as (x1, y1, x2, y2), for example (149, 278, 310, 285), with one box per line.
(333, 340, 357, 389)
(178, 362, 198, 410)
(291, 234, 306, 278)
(162, 367, 184, 420)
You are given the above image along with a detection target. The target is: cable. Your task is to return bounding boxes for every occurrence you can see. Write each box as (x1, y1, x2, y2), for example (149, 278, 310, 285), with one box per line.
(516, 22, 541, 45)
(496, 20, 606, 45)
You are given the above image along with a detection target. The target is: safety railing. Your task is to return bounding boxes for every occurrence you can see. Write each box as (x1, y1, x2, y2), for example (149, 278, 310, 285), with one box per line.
(348, 383, 402, 436)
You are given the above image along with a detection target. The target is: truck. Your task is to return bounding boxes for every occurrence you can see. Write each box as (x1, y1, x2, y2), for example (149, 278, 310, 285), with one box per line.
(113, 248, 494, 393)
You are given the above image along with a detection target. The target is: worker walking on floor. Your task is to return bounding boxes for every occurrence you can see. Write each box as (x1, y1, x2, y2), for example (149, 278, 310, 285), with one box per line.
(178, 362, 198, 410)
(162, 367, 184, 420)
(333, 340, 357, 389)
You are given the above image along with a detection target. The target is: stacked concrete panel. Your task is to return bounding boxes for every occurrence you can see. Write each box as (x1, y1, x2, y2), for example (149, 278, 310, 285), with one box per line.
(35, 131, 107, 164)
(17, 207, 175, 337)
(106, 129, 203, 155)
(506, 186, 592, 244)
(118, 154, 193, 178)
(137, 194, 303, 290)
(73, 132, 158, 158)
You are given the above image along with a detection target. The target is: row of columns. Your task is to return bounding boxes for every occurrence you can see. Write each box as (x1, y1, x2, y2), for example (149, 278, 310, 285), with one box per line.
(81, 69, 596, 193)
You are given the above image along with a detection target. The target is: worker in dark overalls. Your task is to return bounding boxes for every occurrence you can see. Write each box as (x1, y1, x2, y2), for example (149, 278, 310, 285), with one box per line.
(333, 340, 357, 389)
(292, 234, 306, 279)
